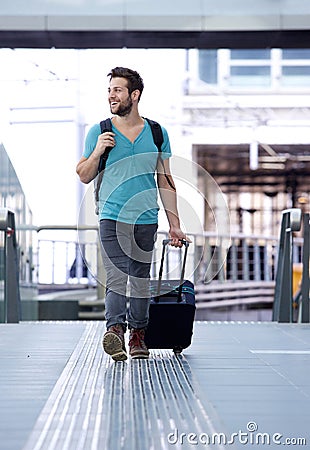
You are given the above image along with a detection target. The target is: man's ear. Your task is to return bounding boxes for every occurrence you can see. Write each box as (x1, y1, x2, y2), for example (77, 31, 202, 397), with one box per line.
(131, 89, 141, 102)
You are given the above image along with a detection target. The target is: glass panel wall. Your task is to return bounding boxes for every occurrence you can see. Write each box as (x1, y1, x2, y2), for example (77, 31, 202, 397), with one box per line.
(0, 143, 36, 305)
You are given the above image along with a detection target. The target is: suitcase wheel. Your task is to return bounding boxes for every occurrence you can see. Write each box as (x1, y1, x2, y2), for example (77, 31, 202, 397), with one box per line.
(173, 346, 183, 355)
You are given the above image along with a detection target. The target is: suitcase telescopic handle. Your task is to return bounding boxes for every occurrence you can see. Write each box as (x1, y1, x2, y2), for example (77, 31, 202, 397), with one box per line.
(162, 238, 189, 247)
(157, 239, 190, 301)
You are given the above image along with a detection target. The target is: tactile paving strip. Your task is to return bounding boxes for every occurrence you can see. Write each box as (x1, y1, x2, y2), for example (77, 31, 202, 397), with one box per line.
(23, 322, 222, 450)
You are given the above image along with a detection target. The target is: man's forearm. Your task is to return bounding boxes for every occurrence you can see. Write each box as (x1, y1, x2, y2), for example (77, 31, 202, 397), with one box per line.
(76, 154, 101, 184)
(158, 185, 181, 228)
(157, 159, 189, 246)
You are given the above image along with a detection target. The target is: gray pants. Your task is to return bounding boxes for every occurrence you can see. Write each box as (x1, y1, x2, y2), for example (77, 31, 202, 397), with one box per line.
(99, 219, 158, 330)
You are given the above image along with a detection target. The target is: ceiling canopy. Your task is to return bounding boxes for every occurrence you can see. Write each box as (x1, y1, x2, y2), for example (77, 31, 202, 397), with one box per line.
(1, 0, 310, 48)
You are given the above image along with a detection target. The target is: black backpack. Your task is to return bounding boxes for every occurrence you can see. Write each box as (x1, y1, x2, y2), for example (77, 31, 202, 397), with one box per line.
(94, 117, 174, 214)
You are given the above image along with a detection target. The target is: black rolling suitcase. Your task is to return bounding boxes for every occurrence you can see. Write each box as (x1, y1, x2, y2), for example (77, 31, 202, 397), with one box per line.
(144, 239, 196, 354)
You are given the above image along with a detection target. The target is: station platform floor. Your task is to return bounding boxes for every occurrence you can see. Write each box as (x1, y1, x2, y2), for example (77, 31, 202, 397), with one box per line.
(0, 320, 309, 450)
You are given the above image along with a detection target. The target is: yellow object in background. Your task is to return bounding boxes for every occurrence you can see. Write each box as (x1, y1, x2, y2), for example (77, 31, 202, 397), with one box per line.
(293, 263, 303, 297)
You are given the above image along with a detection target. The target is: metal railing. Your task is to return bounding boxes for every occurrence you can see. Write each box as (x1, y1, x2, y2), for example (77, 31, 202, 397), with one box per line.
(31, 228, 283, 294)
(299, 213, 310, 322)
(14, 221, 307, 287)
(190, 232, 279, 284)
(273, 209, 310, 323)
(0, 208, 21, 323)
(35, 225, 105, 299)
(2, 210, 309, 321)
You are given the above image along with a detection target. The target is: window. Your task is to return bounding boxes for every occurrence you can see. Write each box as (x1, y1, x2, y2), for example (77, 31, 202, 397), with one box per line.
(197, 48, 310, 90)
(282, 49, 310, 59)
(231, 50, 271, 60)
(281, 49, 310, 86)
(198, 50, 218, 84)
(230, 66, 271, 87)
(281, 66, 310, 86)
(229, 50, 271, 88)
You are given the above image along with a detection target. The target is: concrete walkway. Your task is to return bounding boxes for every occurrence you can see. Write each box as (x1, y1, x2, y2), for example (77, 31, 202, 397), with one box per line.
(0, 321, 309, 449)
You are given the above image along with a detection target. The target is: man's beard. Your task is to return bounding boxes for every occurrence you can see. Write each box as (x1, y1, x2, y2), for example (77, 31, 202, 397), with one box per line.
(111, 96, 133, 117)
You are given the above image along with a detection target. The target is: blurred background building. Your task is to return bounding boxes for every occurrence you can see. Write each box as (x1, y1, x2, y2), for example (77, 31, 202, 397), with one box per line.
(184, 48, 310, 235)
(1, 0, 310, 320)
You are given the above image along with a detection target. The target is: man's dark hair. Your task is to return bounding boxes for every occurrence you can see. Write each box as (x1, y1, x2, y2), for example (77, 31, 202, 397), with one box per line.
(108, 67, 144, 101)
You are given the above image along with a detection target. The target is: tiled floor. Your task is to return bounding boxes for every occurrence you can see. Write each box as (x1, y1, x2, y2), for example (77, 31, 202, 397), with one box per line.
(0, 321, 309, 450)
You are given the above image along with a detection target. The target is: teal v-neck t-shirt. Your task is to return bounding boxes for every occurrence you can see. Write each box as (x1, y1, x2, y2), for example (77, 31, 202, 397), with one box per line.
(83, 119, 172, 224)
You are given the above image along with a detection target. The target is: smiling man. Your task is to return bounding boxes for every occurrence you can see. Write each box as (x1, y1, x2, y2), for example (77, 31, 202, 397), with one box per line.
(76, 67, 189, 361)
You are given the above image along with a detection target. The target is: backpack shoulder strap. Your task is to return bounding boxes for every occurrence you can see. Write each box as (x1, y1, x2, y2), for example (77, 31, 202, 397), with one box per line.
(100, 118, 112, 134)
(144, 118, 163, 153)
(144, 117, 176, 191)
(98, 118, 113, 173)
(94, 118, 113, 213)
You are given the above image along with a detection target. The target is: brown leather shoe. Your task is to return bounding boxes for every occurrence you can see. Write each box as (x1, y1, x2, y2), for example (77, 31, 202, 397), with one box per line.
(129, 328, 150, 359)
(102, 324, 127, 361)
